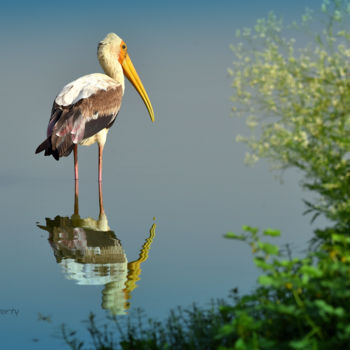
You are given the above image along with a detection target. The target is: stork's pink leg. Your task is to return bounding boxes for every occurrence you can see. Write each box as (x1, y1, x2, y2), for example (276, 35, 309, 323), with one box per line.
(98, 143, 104, 183)
(74, 179, 79, 215)
(74, 145, 79, 180)
(98, 180, 105, 216)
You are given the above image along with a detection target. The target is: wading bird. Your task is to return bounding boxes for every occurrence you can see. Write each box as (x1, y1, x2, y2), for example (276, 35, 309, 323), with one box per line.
(35, 33, 154, 182)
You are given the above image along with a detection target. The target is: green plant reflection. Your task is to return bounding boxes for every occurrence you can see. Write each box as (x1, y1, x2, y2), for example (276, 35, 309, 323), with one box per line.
(37, 181, 156, 315)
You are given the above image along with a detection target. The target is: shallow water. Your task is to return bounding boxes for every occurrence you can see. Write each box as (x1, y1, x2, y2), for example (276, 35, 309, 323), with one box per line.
(0, 156, 326, 348)
(0, 1, 327, 348)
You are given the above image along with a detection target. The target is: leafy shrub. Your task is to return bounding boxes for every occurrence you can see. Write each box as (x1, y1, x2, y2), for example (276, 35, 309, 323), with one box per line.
(217, 225, 350, 349)
(229, 0, 350, 224)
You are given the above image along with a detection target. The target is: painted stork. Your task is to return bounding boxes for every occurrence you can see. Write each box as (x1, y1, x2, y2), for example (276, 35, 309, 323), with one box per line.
(35, 33, 154, 182)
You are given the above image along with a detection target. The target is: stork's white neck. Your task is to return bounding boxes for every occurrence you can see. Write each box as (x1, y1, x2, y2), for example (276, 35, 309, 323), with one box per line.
(98, 53, 125, 93)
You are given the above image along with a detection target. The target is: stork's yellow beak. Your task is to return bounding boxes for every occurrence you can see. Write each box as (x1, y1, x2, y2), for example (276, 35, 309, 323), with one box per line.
(122, 54, 154, 122)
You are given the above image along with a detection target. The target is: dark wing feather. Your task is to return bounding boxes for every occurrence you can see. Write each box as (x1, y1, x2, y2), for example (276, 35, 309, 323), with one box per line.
(83, 114, 116, 139)
(79, 84, 123, 139)
(35, 84, 123, 161)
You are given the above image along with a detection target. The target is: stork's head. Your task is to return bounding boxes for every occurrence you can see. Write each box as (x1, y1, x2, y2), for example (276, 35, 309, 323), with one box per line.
(98, 33, 154, 122)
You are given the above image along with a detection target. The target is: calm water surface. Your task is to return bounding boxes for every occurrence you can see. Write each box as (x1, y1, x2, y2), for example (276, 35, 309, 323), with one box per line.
(0, 1, 327, 348)
(1, 159, 326, 349)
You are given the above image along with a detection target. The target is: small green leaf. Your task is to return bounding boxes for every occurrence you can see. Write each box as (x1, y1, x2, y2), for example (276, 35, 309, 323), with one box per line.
(290, 338, 311, 349)
(275, 304, 297, 315)
(242, 225, 259, 234)
(321, 183, 340, 190)
(217, 323, 234, 337)
(331, 234, 350, 244)
(234, 338, 247, 350)
(300, 265, 323, 278)
(254, 257, 273, 270)
(258, 275, 274, 286)
(263, 228, 281, 237)
(258, 241, 279, 255)
(224, 232, 245, 240)
(314, 300, 344, 316)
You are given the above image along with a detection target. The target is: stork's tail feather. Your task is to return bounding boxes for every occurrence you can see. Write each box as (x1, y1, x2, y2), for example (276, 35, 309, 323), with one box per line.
(35, 138, 60, 161)
(35, 138, 49, 154)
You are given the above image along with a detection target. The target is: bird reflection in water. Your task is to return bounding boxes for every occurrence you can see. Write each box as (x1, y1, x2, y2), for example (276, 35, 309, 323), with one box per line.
(37, 181, 156, 315)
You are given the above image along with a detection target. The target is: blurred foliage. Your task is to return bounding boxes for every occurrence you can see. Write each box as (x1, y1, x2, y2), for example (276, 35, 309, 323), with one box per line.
(230, 0, 350, 224)
(62, 302, 230, 350)
(217, 225, 350, 350)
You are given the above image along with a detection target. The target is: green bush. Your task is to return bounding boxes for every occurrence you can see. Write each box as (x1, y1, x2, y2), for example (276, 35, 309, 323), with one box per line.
(229, 0, 350, 224)
(217, 225, 350, 349)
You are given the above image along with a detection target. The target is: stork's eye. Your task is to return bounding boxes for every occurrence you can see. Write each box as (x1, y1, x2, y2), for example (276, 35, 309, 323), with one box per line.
(122, 45, 126, 49)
